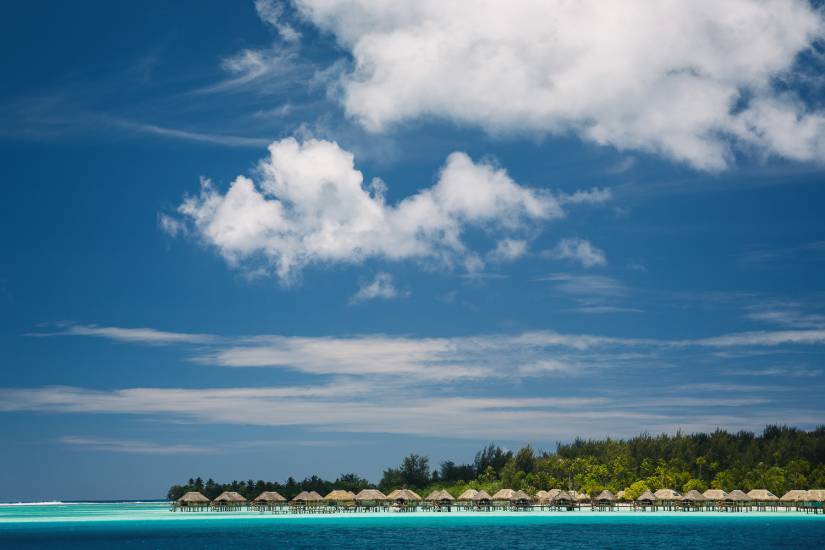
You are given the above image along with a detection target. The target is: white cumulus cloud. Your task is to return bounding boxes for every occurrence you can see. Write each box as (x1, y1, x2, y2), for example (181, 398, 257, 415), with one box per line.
(170, 137, 569, 283)
(295, 0, 825, 170)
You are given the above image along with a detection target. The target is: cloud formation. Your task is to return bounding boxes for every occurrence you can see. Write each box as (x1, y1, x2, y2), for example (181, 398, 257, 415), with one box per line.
(169, 138, 574, 283)
(350, 272, 403, 304)
(11, 321, 825, 439)
(255, 0, 301, 43)
(296, 0, 825, 169)
(547, 238, 607, 268)
(0, 384, 816, 441)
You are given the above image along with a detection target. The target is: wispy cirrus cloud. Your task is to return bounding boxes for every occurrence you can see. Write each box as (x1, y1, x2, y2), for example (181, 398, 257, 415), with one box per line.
(722, 366, 822, 378)
(1, 384, 818, 441)
(744, 301, 825, 329)
(111, 119, 271, 147)
(740, 241, 825, 268)
(254, 0, 302, 43)
(58, 435, 349, 454)
(695, 329, 825, 347)
(26, 322, 825, 389)
(59, 436, 214, 455)
(533, 272, 639, 314)
(11, 320, 825, 439)
(29, 323, 217, 345)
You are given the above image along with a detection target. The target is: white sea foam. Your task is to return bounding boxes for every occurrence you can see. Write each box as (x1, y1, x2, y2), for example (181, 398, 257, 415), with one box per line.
(0, 501, 64, 506)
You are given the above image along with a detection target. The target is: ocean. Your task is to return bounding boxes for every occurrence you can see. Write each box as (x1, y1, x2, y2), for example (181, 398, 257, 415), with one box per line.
(1, 502, 824, 548)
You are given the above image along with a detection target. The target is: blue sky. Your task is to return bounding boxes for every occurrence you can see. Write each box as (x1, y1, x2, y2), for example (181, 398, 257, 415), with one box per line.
(2, 0, 825, 501)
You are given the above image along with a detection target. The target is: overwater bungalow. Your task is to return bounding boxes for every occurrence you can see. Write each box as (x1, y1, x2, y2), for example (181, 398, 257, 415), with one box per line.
(490, 489, 531, 510)
(799, 490, 825, 514)
(721, 489, 751, 512)
(747, 489, 779, 511)
(386, 489, 422, 511)
(780, 489, 807, 510)
(535, 490, 550, 509)
(491, 488, 515, 510)
(703, 489, 728, 510)
(491, 488, 517, 503)
(290, 490, 324, 512)
(457, 488, 479, 510)
(574, 491, 591, 506)
(472, 490, 493, 511)
(634, 490, 656, 511)
(251, 491, 287, 513)
(550, 490, 575, 511)
(425, 489, 455, 511)
(654, 489, 682, 511)
(211, 491, 247, 511)
(173, 491, 209, 511)
(324, 490, 356, 511)
(679, 490, 707, 511)
(512, 490, 533, 510)
(354, 489, 389, 511)
(593, 490, 616, 511)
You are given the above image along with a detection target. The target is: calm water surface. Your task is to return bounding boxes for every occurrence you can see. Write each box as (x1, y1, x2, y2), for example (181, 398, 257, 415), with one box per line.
(1, 502, 823, 549)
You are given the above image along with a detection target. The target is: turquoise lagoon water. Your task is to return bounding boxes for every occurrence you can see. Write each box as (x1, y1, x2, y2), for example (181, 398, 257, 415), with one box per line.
(1, 502, 824, 548)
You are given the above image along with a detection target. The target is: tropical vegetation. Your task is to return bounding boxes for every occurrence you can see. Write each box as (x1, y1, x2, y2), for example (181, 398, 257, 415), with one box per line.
(168, 425, 825, 501)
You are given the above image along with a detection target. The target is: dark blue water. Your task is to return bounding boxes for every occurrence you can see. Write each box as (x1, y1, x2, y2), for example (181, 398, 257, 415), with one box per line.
(2, 515, 824, 549)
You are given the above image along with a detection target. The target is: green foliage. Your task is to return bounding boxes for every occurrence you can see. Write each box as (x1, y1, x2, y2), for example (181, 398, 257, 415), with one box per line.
(379, 454, 432, 491)
(682, 478, 707, 493)
(168, 425, 825, 501)
(624, 480, 650, 500)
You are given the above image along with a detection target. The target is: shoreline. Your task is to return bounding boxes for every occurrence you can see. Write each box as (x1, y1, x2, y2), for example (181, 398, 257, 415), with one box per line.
(2, 502, 824, 525)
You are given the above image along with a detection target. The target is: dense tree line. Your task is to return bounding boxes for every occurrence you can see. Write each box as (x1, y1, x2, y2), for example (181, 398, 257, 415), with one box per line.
(168, 425, 825, 501)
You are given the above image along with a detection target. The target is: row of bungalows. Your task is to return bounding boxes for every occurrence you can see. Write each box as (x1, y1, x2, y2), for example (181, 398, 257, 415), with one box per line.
(172, 488, 825, 514)
(586, 488, 824, 513)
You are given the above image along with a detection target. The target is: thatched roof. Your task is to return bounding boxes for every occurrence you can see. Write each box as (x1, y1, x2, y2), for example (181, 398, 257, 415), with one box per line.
(425, 489, 455, 502)
(682, 490, 707, 502)
(780, 489, 807, 502)
(386, 489, 422, 501)
(747, 489, 778, 501)
(547, 488, 562, 499)
(552, 490, 573, 502)
(355, 489, 388, 501)
(492, 488, 517, 500)
(654, 489, 681, 501)
(725, 489, 750, 502)
(595, 490, 615, 502)
(575, 491, 591, 502)
(472, 490, 493, 501)
(703, 489, 728, 500)
(458, 489, 479, 501)
(636, 490, 656, 502)
(253, 491, 286, 503)
(212, 491, 246, 503)
(512, 490, 532, 501)
(805, 489, 825, 502)
(535, 490, 550, 501)
(177, 491, 209, 504)
(291, 490, 324, 502)
(324, 490, 356, 501)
